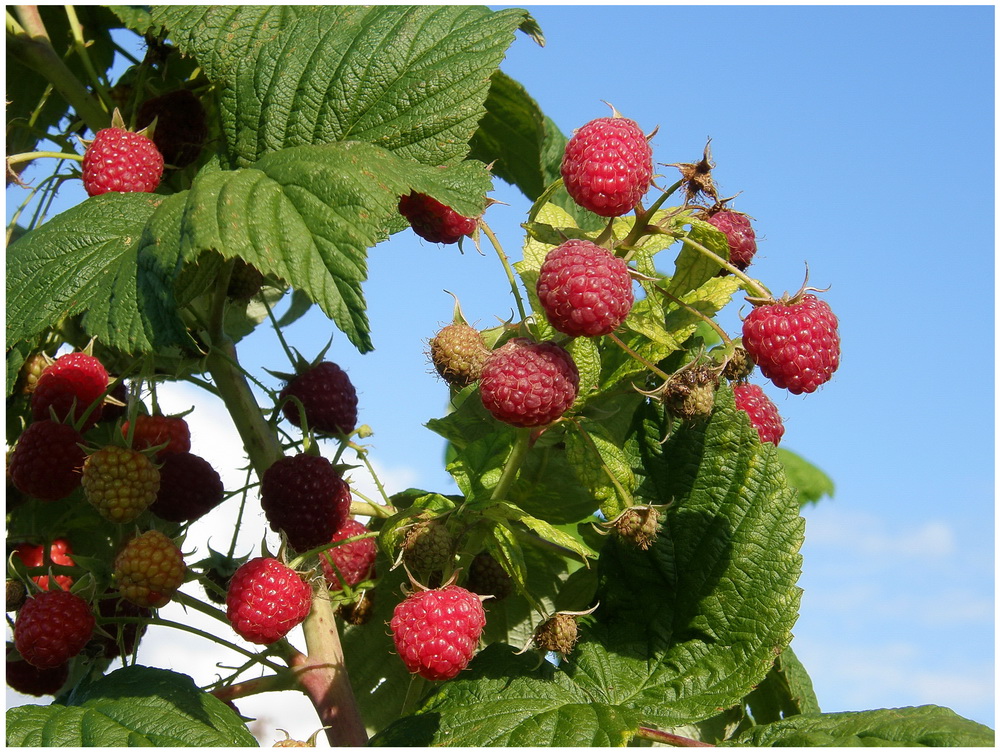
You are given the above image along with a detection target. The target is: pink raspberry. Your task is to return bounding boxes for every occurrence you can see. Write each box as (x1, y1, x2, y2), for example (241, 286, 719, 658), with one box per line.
(705, 210, 757, 271)
(479, 338, 579, 427)
(742, 294, 840, 394)
(31, 352, 109, 429)
(732, 383, 785, 445)
(560, 115, 653, 217)
(319, 519, 377, 592)
(536, 239, 634, 337)
(226, 557, 313, 645)
(398, 192, 477, 244)
(82, 126, 164, 197)
(390, 585, 486, 681)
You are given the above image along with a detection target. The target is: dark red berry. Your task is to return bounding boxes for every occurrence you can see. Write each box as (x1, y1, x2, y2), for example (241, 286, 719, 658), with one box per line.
(398, 192, 477, 244)
(9, 420, 86, 501)
(14, 590, 95, 669)
(136, 89, 208, 168)
(6, 646, 69, 696)
(148, 451, 225, 523)
(122, 414, 191, 457)
(260, 454, 352, 552)
(280, 361, 358, 436)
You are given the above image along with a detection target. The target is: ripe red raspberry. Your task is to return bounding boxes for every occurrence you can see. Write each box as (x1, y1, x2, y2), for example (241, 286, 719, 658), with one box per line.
(148, 451, 225, 523)
(122, 414, 191, 457)
(742, 294, 840, 394)
(398, 192, 477, 244)
(705, 210, 757, 271)
(536, 239, 634, 337)
(82, 445, 160, 524)
(390, 584, 486, 681)
(561, 115, 653, 217)
(31, 352, 109, 429)
(226, 557, 313, 645)
(114, 530, 186, 609)
(732, 383, 785, 446)
(82, 126, 164, 197)
(429, 323, 490, 389)
(479, 338, 579, 427)
(13, 539, 75, 591)
(9, 420, 86, 501)
(6, 647, 69, 696)
(260, 454, 352, 552)
(319, 519, 376, 592)
(14, 590, 95, 669)
(280, 361, 358, 436)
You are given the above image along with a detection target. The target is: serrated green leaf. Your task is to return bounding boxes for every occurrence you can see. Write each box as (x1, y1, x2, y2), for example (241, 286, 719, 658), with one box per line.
(106, 5, 155, 34)
(176, 143, 491, 352)
(665, 215, 731, 297)
(564, 419, 636, 520)
(726, 705, 995, 747)
(483, 500, 596, 562)
(584, 385, 804, 727)
(446, 428, 517, 502)
(5, 666, 256, 746)
(7, 193, 193, 355)
(746, 645, 821, 724)
(369, 644, 642, 746)
(222, 6, 529, 168)
(777, 447, 835, 507)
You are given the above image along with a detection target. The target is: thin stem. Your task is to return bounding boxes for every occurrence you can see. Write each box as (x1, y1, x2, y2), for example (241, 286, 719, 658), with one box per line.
(400, 674, 427, 716)
(262, 293, 300, 370)
(209, 671, 300, 702)
(680, 235, 771, 299)
(7, 150, 82, 166)
(635, 726, 715, 747)
(172, 589, 232, 627)
(607, 331, 670, 381)
(654, 285, 732, 344)
(490, 428, 533, 501)
(64, 4, 112, 112)
(9, 5, 109, 133)
(479, 219, 530, 325)
(354, 446, 395, 509)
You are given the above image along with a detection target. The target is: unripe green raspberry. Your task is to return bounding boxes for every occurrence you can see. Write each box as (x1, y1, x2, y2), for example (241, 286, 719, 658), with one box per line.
(428, 323, 490, 389)
(114, 530, 186, 608)
(532, 613, 579, 656)
(402, 519, 453, 574)
(82, 446, 160, 523)
(610, 505, 661, 551)
(661, 365, 719, 420)
(466, 552, 513, 601)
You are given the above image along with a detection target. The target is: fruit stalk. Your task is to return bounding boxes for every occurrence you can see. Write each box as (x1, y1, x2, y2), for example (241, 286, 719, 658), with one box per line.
(291, 591, 369, 746)
(635, 726, 715, 747)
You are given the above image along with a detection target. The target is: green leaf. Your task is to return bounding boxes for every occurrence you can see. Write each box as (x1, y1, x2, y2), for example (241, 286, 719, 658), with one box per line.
(563, 419, 637, 520)
(5, 666, 257, 746)
(369, 644, 642, 746)
(222, 6, 530, 168)
(745, 646, 821, 724)
(176, 143, 491, 352)
(777, 448, 835, 507)
(483, 500, 596, 562)
(727, 706, 995, 747)
(7, 193, 192, 354)
(150, 6, 312, 83)
(587, 385, 804, 727)
(665, 215, 731, 297)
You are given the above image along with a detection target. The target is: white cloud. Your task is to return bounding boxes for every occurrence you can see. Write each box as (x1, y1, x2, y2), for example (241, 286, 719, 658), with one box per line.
(804, 507, 957, 559)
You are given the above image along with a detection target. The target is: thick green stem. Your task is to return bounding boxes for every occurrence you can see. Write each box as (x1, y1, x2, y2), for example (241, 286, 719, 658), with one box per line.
(490, 428, 533, 501)
(8, 6, 110, 133)
(292, 591, 368, 746)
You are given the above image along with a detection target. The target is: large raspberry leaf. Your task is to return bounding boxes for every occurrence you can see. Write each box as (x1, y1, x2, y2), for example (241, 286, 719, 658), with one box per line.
(6, 665, 256, 746)
(776, 448, 836, 507)
(6, 193, 192, 357)
(205, 6, 532, 170)
(729, 706, 994, 747)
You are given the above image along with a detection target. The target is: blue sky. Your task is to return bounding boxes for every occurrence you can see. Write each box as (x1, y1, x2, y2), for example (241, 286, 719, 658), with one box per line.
(6, 3, 994, 742)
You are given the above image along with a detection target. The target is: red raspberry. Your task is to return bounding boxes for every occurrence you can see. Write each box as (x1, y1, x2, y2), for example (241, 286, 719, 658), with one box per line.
(31, 352, 109, 429)
(280, 361, 358, 436)
(742, 294, 840, 394)
(732, 383, 785, 446)
(148, 452, 225, 523)
(479, 338, 579, 427)
(82, 126, 164, 197)
(6, 648, 69, 696)
(13, 539, 75, 591)
(560, 115, 653, 217)
(319, 519, 377, 592)
(14, 590, 95, 669)
(428, 323, 490, 389)
(114, 530, 186, 609)
(122, 414, 191, 457)
(82, 445, 160, 524)
(390, 584, 486, 681)
(260, 454, 352, 552)
(536, 239, 634, 337)
(705, 210, 757, 271)
(226, 557, 313, 645)
(9, 420, 86, 501)
(398, 192, 477, 244)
